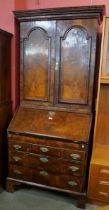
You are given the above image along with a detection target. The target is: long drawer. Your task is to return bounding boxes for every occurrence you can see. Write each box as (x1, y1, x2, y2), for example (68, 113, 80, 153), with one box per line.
(8, 164, 83, 192)
(8, 134, 87, 150)
(9, 152, 85, 176)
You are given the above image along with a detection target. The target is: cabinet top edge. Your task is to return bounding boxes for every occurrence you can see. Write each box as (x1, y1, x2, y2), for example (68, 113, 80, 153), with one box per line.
(13, 5, 105, 21)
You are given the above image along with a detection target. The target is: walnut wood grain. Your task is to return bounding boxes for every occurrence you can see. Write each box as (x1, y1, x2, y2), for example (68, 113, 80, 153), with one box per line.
(8, 108, 92, 141)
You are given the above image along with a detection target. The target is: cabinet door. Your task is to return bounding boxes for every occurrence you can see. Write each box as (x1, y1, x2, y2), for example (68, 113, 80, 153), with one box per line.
(20, 21, 56, 107)
(54, 19, 97, 112)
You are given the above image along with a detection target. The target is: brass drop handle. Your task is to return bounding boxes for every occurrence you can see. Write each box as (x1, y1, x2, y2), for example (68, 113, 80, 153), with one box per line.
(40, 157, 48, 163)
(100, 169, 109, 174)
(13, 156, 21, 162)
(14, 170, 22, 175)
(13, 145, 22, 150)
(40, 147, 49, 153)
(99, 180, 109, 185)
(39, 171, 49, 176)
(98, 192, 108, 196)
(55, 62, 59, 71)
(68, 166, 79, 172)
(70, 153, 80, 160)
(68, 181, 78, 186)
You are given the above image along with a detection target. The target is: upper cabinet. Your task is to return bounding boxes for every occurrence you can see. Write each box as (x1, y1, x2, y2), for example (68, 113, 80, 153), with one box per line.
(101, 17, 109, 83)
(15, 6, 105, 113)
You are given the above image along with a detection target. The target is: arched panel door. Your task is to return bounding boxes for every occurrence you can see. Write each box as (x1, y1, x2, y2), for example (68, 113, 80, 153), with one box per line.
(20, 21, 56, 107)
(55, 19, 97, 112)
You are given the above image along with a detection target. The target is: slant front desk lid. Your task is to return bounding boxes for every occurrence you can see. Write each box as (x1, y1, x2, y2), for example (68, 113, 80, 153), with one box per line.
(8, 108, 92, 142)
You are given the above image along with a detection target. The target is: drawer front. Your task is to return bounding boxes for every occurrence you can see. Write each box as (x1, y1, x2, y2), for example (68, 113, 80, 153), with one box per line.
(90, 164, 109, 180)
(97, 179, 109, 193)
(9, 141, 26, 152)
(9, 152, 84, 176)
(8, 165, 83, 192)
(62, 149, 85, 161)
(9, 152, 28, 167)
(8, 134, 86, 151)
(29, 144, 61, 158)
(90, 189, 109, 203)
(59, 175, 83, 192)
(9, 141, 61, 158)
(61, 161, 84, 176)
(8, 165, 31, 181)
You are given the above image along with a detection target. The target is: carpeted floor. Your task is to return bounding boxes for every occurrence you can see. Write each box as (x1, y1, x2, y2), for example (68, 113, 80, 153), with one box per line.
(0, 186, 99, 210)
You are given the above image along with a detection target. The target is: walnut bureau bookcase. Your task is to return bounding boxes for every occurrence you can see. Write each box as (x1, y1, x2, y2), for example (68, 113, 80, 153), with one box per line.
(0, 29, 12, 183)
(88, 16, 109, 204)
(6, 6, 104, 208)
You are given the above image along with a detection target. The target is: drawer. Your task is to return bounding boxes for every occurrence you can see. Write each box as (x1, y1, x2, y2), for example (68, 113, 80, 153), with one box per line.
(29, 144, 61, 158)
(62, 149, 85, 161)
(90, 164, 109, 180)
(9, 141, 61, 158)
(8, 134, 87, 151)
(9, 141, 26, 152)
(91, 190, 109, 203)
(59, 174, 83, 192)
(8, 164, 31, 181)
(97, 179, 109, 193)
(62, 161, 84, 176)
(9, 152, 84, 176)
(9, 152, 28, 166)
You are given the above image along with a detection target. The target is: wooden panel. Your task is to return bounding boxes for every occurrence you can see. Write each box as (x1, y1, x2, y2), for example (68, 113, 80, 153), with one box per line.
(55, 19, 97, 111)
(24, 28, 50, 101)
(8, 108, 92, 141)
(20, 21, 56, 107)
